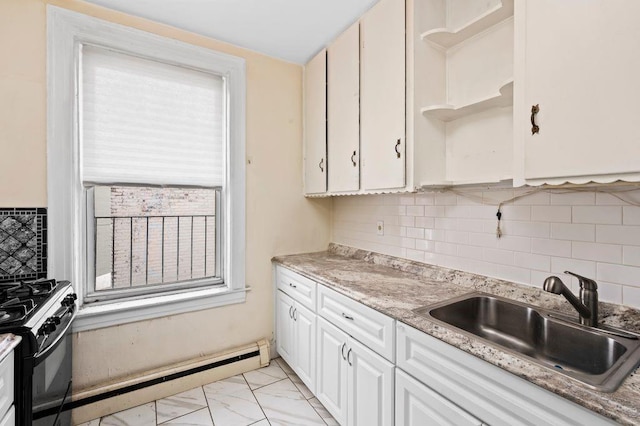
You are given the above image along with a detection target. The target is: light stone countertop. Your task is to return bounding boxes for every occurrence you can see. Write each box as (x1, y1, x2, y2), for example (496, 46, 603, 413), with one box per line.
(273, 244, 640, 426)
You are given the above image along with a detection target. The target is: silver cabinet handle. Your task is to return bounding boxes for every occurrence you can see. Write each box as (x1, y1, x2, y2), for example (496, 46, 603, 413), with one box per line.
(395, 139, 401, 158)
(289, 306, 293, 319)
(351, 150, 357, 167)
(292, 308, 297, 321)
(289, 282, 297, 288)
(341, 343, 347, 360)
(347, 348, 353, 366)
(342, 313, 354, 320)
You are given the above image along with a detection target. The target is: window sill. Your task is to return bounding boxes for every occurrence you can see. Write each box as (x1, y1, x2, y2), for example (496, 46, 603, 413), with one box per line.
(72, 286, 248, 332)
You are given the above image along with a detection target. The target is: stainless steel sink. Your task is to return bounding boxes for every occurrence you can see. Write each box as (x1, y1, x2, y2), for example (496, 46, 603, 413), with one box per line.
(414, 292, 640, 392)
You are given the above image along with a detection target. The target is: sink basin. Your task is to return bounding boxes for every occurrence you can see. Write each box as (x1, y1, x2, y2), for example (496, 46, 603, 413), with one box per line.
(414, 292, 640, 392)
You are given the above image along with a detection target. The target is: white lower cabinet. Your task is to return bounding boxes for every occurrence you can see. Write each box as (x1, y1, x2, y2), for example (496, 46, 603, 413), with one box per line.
(275, 289, 316, 393)
(396, 369, 482, 426)
(396, 323, 616, 426)
(316, 317, 394, 426)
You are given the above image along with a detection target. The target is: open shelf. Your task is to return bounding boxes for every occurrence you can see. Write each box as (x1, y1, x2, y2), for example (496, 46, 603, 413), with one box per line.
(420, 0, 514, 49)
(421, 79, 513, 122)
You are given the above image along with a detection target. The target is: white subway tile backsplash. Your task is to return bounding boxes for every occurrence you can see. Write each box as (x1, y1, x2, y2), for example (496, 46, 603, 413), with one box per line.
(572, 206, 622, 224)
(415, 239, 436, 252)
(435, 242, 458, 256)
(507, 221, 550, 238)
(550, 223, 595, 242)
(483, 248, 514, 266)
(550, 192, 595, 205)
(514, 252, 550, 271)
(623, 206, 640, 225)
(572, 242, 622, 263)
(597, 281, 623, 304)
(623, 246, 640, 267)
(445, 230, 469, 244)
(596, 225, 640, 246)
(406, 227, 425, 239)
(415, 216, 435, 228)
(623, 286, 640, 309)
(597, 263, 640, 287)
(406, 205, 424, 217)
(333, 188, 640, 308)
(531, 238, 572, 257)
(531, 206, 572, 223)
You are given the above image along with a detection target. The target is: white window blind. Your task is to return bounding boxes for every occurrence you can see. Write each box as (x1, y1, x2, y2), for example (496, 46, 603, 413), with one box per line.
(81, 45, 225, 187)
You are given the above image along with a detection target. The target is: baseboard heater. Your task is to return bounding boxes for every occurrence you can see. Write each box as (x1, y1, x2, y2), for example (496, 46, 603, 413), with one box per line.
(34, 348, 261, 420)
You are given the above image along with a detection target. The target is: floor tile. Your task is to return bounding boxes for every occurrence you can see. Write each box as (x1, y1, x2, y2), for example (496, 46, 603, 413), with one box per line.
(243, 363, 288, 390)
(76, 420, 100, 426)
(160, 407, 214, 425)
(309, 397, 339, 426)
(100, 402, 156, 426)
(273, 357, 295, 376)
(204, 375, 266, 426)
(289, 373, 313, 399)
(156, 387, 208, 423)
(249, 420, 271, 426)
(253, 378, 324, 426)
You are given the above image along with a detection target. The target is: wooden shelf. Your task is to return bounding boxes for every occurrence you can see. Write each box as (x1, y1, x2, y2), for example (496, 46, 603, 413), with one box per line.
(421, 79, 513, 122)
(420, 0, 514, 49)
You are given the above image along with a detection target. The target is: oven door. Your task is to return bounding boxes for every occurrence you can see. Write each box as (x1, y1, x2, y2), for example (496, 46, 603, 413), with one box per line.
(31, 305, 75, 426)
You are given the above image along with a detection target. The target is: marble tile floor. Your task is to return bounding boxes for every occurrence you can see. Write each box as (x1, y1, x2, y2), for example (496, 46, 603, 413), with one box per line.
(78, 358, 338, 426)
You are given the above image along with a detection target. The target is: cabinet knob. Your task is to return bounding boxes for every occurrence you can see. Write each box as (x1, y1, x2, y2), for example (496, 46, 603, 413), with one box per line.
(351, 150, 357, 167)
(395, 139, 401, 158)
(289, 282, 297, 289)
(531, 104, 540, 135)
(319, 158, 324, 172)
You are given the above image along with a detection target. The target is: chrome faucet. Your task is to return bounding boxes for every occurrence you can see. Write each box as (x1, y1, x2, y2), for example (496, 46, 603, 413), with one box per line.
(543, 271, 598, 327)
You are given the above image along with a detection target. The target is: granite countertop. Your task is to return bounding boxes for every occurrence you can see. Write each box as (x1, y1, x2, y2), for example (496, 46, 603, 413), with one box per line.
(273, 244, 640, 426)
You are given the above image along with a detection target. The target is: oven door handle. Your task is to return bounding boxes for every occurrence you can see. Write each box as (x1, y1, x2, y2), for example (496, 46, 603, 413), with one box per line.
(34, 304, 76, 365)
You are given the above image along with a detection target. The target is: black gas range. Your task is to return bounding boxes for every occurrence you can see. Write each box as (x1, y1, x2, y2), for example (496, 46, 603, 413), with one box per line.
(0, 278, 77, 426)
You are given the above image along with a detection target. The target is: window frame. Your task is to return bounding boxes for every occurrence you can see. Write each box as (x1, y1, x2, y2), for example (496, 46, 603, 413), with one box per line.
(47, 6, 247, 332)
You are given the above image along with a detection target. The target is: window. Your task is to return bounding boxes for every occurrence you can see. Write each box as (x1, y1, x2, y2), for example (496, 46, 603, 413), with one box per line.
(47, 6, 246, 331)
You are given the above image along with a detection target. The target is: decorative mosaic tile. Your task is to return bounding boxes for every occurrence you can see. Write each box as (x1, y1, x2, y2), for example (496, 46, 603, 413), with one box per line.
(0, 208, 47, 283)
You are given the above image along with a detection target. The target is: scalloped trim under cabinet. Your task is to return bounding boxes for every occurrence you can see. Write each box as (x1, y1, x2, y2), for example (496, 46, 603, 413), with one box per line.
(421, 79, 513, 122)
(421, 0, 514, 49)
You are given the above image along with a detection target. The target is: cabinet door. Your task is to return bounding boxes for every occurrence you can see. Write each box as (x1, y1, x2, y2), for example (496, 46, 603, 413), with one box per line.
(304, 49, 327, 194)
(317, 317, 348, 426)
(360, 0, 406, 191)
(293, 303, 316, 394)
(276, 290, 295, 366)
(347, 337, 395, 426)
(396, 369, 482, 426)
(518, 0, 640, 182)
(328, 21, 360, 193)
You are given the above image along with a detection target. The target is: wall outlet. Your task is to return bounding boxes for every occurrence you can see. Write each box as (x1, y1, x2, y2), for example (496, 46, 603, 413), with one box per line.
(376, 221, 384, 236)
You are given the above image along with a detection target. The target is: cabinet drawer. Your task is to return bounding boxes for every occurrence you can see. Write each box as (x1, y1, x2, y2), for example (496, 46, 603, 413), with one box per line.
(318, 285, 395, 362)
(0, 351, 14, 422)
(396, 323, 616, 426)
(276, 266, 317, 311)
(396, 369, 482, 426)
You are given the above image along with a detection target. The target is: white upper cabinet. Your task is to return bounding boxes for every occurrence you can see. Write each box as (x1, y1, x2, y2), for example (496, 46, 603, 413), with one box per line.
(360, 0, 406, 191)
(328, 21, 360, 193)
(303, 49, 327, 195)
(515, 0, 640, 186)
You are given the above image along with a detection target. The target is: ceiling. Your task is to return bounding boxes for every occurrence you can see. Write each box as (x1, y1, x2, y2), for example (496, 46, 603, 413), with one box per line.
(83, 0, 380, 64)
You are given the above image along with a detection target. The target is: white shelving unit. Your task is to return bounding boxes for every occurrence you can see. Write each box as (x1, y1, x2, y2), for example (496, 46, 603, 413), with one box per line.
(421, 79, 513, 121)
(420, 0, 514, 49)
(410, 0, 514, 186)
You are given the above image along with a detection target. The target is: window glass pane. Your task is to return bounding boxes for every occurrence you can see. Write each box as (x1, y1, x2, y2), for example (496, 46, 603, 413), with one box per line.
(94, 186, 217, 291)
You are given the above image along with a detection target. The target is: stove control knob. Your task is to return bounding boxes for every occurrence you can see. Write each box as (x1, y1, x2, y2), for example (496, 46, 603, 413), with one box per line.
(62, 293, 78, 307)
(50, 316, 61, 325)
(39, 319, 57, 335)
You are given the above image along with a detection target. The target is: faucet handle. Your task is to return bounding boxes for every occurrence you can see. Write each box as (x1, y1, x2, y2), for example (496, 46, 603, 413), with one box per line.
(564, 271, 598, 291)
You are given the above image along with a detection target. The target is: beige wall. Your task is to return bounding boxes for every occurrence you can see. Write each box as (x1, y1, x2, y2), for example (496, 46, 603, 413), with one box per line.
(0, 0, 332, 391)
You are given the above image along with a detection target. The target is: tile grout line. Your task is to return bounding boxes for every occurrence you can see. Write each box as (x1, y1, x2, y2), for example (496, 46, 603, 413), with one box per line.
(242, 370, 271, 425)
